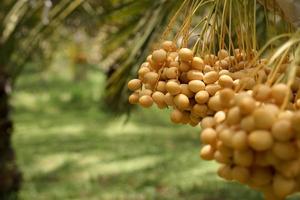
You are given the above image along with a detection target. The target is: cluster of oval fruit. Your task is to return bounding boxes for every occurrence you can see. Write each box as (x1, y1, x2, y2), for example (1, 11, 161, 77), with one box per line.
(200, 84, 300, 200)
(127, 40, 300, 199)
(127, 41, 269, 126)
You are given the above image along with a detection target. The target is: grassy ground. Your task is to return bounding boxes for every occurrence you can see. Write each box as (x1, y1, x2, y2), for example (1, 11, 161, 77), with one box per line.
(10, 66, 296, 199)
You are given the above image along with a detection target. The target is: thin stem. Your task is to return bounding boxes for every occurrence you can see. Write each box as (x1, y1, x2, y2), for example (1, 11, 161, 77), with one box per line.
(282, 44, 300, 110)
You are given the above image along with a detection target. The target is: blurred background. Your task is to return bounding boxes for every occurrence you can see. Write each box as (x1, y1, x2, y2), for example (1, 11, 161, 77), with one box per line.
(0, 0, 298, 199)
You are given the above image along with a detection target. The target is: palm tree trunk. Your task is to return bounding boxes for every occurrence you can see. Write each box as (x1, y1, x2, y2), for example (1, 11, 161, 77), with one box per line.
(0, 68, 22, 199)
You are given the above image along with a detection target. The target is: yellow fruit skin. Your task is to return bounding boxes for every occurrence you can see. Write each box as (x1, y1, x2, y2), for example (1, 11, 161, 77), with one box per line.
(232, 130, 248, 150)
(166, 81, 181, 95)
(178, 48, 193, 62)
(271, 119, 293, 142)
(128, 79, 141, 91)
(162, 41, 176, 52)
(201, 128, 217, 145)
(273, 175, 296, 199)
(251, 167, 273, 187)
(208, 95, 222, 112)
(170, 109, 183, 124)
(152, 49, 167, 64)
(218, 75, 233, 88)
(272, 142, 297, 161)
(188, 80, 205, 93)
(217, 165, 232, 180)
(139, 95, 153, 108)
(152, 91, 165, 105)
(233, 149, 253, 167)
(192, 57, 204, 70)
(128, 93, 139, 104)
(200, 145, 215, 160)
(195, 91, 209, 104)
(253, 108, 276, 130)
(174, 94, 190, 110)
(248, 130, 274, 151)
(231, 166, 250, 183)
(271, 84, 289, 105)
(201, 117, 215, 129)
(203, 71, 219, 84)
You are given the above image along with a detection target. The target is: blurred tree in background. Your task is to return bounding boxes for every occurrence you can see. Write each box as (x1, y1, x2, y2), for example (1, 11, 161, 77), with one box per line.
(0, 0, 85, 198)
(0, 0, 163, 198)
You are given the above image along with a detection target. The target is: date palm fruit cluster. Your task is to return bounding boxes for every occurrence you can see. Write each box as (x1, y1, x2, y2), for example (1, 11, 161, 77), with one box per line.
(126, 40, 300, 199)
(127, 41, 269, 126)
(200, 84, 300, 200)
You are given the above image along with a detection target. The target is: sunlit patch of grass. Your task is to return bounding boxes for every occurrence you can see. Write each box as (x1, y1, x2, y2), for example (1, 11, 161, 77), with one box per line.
(165, 162, 218, 186)
(74, 155, 163, 181)
(15, 123, 86, 138)
(12, 91, 50, 111)
(35, 154, 73, 174)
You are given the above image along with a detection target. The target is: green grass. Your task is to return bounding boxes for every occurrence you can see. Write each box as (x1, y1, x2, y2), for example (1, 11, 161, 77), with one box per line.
(10, 66, 298, 199)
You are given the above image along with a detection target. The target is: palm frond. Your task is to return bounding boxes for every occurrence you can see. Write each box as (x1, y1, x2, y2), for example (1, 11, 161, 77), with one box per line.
(103, 0, 181, 113)
(0, 0, 86, 83)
